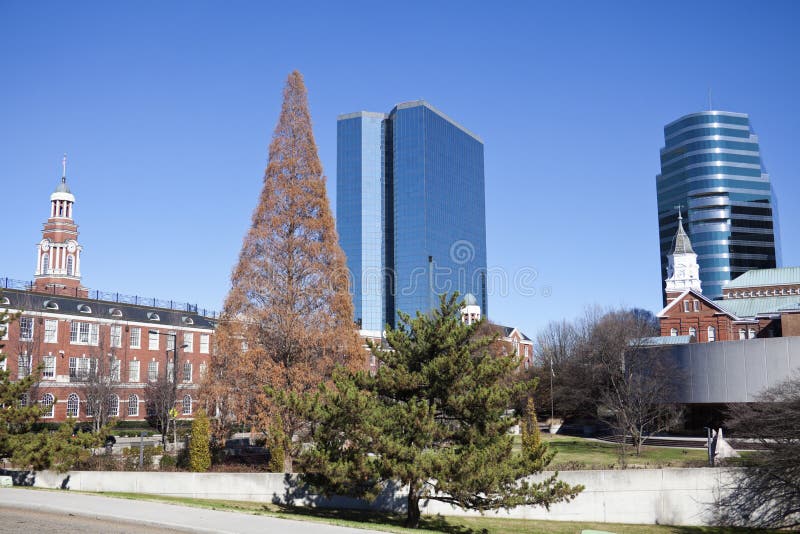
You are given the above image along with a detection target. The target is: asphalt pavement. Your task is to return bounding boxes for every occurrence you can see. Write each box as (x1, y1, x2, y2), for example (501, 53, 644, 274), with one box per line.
(0, 488, 383, 534)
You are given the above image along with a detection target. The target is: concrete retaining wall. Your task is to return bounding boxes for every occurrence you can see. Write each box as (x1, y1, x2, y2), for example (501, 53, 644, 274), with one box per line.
(30, 467, 729, 526)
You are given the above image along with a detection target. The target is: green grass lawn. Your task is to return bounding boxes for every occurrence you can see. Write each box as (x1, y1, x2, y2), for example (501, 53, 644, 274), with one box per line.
(536, 434, 711, 469)
(84, 491, 775, 533)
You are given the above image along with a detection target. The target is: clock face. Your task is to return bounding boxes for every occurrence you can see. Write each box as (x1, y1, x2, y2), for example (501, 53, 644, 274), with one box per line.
(41, 239, 50, 251)
(67, 240, 77, 253)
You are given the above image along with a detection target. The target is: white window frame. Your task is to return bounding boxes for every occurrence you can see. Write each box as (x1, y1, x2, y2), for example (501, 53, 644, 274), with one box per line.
(69, 356, 98, 379)
(199, 334, 209, 354)
(108, 394, 119, 417)
(128, 394, 139, 417)
(44, 319, 58, 344)
(110, 358, 121, 382)
(183, 361, 192, 383)
(693, 300, 700, 312)
(739, 328, 746, 340)
(748, 328, 756, 339)
(129, 360, 140, 382)
(41, 393, 55, 418)
(670, 328, 678, 337)
(182, 394, 192, 415)
(130, 327, 141, 349)
(682, 301, 690, 313)
(18, 354, 31, 378)
(70, 321, 99, 346)
(42, 355, 56, 379)
(19, 317, 34, 341)
(708, 326, 716, 342)
(148, 361, 158, 382)
(689, 327, 697, 338)
(67, 393, 80, 418)
(110, 325, 122, 348)
(183, 332, 193, 353)
(149, 330, 160, 351)
(166, 331, 176, 352)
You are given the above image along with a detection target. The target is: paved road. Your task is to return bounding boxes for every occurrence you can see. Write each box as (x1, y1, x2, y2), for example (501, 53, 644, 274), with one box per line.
(0, 488, 382, 534)
(0, 507, 184, 534)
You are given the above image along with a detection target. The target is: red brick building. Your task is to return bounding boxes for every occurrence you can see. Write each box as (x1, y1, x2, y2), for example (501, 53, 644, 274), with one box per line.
(1, 160, 216, 422)
(657, 215, 800, 342)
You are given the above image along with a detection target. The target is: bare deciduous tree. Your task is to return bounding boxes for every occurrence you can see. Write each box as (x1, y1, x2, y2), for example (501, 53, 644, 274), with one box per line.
(531, 308, 683, 457)
(76, 327, 122, 433)
(715, 373, 800, 530)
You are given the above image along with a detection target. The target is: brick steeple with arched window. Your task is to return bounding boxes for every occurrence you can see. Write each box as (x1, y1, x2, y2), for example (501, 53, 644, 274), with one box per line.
(33, 154, 87, 297)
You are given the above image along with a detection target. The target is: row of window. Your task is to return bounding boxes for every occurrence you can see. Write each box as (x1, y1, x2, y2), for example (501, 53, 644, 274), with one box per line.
(15, 354, 206, 383)
(669, 325, 756, 341)
(11, 318, 210, 353)
(34, 392, 194, 418)
(725, 287, 800, 298)
(682, 299, 701, 313)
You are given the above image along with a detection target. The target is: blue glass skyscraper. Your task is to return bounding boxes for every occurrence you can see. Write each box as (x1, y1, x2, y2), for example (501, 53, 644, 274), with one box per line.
(656, 111, 779, 302)
(337, 101, 488, 333)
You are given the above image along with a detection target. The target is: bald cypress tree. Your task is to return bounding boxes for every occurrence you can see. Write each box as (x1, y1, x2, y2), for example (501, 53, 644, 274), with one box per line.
(206, 71, 363, 471)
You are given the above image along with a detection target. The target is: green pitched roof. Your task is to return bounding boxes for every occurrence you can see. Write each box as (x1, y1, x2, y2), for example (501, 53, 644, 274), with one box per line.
(727, 267, 800, 289)
(717, 295, 800, 318)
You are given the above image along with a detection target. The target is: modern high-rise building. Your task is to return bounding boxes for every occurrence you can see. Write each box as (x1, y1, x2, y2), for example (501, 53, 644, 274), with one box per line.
(337, 101, 488, 334)
(656, 110, 779, 302)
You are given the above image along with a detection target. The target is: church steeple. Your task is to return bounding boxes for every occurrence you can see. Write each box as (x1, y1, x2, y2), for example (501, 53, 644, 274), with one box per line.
(665, 207, 701, 301)
(34, 154, 86, 296)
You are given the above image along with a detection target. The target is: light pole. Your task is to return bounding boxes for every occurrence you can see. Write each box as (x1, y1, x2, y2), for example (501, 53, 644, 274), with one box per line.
(149, 330, 188, 450)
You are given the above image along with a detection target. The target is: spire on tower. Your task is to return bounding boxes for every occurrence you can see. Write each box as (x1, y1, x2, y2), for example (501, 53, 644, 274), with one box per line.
(62, 153, 67, 183)
(671, 207, 694, 255)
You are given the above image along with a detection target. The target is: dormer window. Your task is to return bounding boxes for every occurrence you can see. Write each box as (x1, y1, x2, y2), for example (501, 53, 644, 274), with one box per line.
(147, 312, 160, 321)
(77, 304, 92, 314)
(109, 308, 123, 318)
(181, 316, 194, 325)
(0, 297, 10, 305)
(43, 300, 59, 310)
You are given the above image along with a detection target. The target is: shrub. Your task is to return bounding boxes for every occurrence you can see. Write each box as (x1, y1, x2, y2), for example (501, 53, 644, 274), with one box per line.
(189, 409, 211, 472)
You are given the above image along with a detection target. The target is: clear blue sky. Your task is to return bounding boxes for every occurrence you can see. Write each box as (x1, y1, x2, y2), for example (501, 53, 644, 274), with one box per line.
(1, 1, 798, 337)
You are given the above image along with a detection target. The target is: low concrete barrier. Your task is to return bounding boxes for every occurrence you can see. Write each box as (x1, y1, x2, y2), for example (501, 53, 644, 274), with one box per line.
(29, 468, 728, 526)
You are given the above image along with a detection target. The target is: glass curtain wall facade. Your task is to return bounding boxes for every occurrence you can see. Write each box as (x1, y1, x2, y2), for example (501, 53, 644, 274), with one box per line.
(656, 111, 778, 302)
(337, 112, 388, 333)
(337, 101, 487, 331)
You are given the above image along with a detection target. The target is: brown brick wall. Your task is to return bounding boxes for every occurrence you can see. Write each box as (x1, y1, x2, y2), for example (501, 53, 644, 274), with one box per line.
(781, 313, 800, 337)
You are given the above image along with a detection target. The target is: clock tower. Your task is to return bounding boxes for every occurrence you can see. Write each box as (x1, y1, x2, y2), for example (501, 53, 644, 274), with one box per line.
(33, 155, 87, 297)
(664, 208, 701, 302)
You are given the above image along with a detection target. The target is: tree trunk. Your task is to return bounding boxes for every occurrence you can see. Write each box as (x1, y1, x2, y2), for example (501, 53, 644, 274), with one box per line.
(406, 481, 421, 528)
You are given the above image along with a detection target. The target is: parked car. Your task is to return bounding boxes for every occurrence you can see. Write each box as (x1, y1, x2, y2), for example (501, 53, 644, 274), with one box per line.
(223, 438, 270, 464)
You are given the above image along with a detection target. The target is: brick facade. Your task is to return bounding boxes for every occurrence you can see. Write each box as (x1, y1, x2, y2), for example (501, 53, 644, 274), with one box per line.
(2, 289, 215, 422)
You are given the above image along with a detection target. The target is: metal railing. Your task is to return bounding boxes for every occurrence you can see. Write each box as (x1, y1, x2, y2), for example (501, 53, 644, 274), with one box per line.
(1, 277, 218, 318)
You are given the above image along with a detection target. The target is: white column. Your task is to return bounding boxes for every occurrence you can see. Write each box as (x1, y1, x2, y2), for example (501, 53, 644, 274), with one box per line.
(36, 247, 42, 275)
(75, 250, 81, 277)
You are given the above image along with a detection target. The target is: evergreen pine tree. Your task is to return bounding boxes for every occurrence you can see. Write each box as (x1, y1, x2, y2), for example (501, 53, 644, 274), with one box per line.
(205, 71, 363, 470)
(0, 309, 44, 459)
(0, 309, 103, 471)
(267, 413, 286, 472)
(282, 294, 582, 528)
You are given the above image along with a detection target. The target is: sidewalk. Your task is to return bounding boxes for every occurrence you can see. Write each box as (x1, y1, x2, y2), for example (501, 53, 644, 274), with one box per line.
(0, 488, 382, 534)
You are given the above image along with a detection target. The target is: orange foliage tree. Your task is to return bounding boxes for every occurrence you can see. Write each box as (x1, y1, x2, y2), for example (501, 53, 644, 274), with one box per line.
(204, 71, 364, 471)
